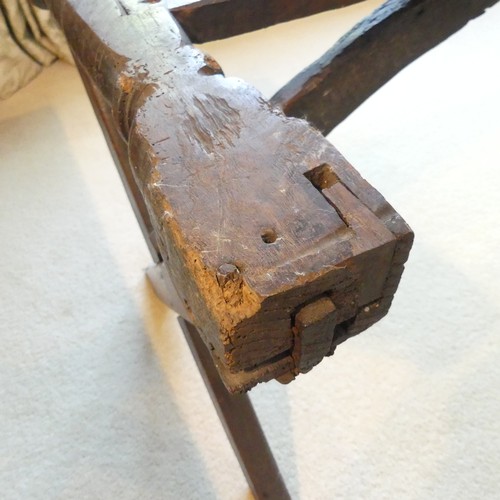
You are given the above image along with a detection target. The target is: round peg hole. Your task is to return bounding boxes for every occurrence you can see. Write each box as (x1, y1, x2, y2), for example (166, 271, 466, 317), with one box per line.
(261, 228, 277, 244)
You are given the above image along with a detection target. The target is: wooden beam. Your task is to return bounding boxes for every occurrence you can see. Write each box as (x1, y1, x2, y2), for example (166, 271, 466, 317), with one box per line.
(170, 0, 366, 43)
(179, 318, 291, 500)
(45, 0, 412, 393)
(77, 60, 162, 263)
(272, 0, 499, 135)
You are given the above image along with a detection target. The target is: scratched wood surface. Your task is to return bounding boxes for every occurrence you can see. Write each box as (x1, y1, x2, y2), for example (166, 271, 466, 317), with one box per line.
(272, 0, 499, 134)
(45, 0, 412, 392)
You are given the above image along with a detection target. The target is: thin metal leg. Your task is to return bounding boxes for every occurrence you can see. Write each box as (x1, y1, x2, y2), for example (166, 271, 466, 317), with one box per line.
(178, 317, 291, 500)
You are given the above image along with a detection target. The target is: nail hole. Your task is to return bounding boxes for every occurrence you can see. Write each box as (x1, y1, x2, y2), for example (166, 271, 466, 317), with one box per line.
(261, 228, 277, 244)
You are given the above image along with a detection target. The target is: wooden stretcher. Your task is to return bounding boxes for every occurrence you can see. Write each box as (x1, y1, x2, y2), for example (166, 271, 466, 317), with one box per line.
(33, 1, 496, 497)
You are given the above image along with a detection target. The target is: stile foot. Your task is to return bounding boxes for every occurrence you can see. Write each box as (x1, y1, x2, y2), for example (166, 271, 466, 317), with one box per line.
(178, 317, 291, 500)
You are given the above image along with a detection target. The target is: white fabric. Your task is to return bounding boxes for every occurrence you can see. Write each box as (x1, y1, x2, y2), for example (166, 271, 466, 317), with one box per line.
(0, 0, 71, 100)
(1, 1, 499, 498)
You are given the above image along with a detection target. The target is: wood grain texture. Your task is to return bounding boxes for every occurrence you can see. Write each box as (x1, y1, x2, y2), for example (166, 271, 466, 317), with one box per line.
(272, 0, 499, 134)
(170, 0, 365, 43)
(46, 0, 412, 392)
(293, 297, 337, 373)
(77, 60, 162, 263)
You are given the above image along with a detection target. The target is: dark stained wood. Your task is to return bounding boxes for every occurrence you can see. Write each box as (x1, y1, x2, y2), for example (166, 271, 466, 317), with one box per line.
(45, 0, 412, 393)
(170, 0, 365, 43)
(272, 0, 499, 134)
(293, 296, 337, 373)
(76, 59, 162, 263)
(179, 317, 291, 500)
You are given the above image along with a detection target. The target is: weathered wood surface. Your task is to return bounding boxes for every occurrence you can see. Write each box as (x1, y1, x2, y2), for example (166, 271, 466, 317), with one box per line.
(170, 0, 365, 43)
(45, 0, 412, 392)
(77, 59, 163, 263)
(273, 0, 499, 134)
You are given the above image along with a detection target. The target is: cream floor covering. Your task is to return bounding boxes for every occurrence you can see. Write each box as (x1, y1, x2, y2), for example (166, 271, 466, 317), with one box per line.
(1, 1, 500, 499)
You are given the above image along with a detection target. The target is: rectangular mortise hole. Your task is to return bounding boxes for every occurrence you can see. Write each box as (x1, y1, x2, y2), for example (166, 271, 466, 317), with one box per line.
(304, 164, 349, 227)
(304, 163, 339, 190)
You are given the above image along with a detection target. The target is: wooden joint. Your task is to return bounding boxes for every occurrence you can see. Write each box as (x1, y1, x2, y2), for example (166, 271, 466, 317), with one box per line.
(46, 0, 413, 393)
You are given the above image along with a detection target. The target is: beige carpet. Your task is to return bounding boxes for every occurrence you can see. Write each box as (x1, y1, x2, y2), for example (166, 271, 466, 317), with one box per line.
(1, 1, 499, 498)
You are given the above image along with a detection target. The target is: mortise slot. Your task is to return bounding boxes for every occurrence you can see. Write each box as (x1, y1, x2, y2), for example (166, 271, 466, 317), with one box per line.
(304, 164, 349, 227)
(304, 163, 339, 190)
